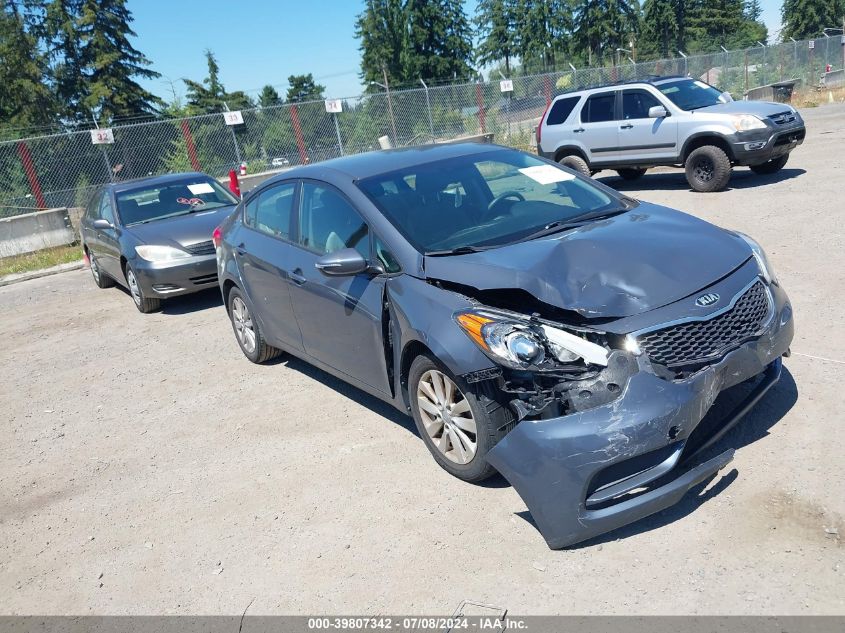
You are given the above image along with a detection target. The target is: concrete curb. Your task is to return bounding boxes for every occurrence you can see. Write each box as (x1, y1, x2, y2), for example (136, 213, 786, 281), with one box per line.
(0, 261, 85, 288)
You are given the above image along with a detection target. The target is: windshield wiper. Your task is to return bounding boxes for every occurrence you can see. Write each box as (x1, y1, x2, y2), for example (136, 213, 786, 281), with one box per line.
(518, 208, 628, 243)
(425, 245, 493, 257)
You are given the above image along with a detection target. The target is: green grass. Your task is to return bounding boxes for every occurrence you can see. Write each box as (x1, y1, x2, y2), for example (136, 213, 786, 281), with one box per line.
(0, 243, 82, 277)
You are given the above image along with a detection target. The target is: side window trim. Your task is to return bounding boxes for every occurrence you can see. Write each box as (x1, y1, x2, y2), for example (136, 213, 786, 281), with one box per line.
(241, 180, 300, 244)
(581, 90, 619, 124)
(294, 179, 372, 260)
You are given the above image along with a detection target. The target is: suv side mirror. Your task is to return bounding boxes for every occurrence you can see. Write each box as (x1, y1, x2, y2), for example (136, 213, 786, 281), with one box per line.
(92, 219, 114, 230)
(720, 91, 734, 103)
(315, 248, 368, 277)
(648, 105, 668, 118)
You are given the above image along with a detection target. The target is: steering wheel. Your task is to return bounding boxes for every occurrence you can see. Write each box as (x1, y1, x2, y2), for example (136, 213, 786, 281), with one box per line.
(487, 190, 525, 217)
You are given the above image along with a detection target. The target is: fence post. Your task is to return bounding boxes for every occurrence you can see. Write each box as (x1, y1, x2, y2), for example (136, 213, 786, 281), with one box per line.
(543, 75, 552, 106)
(475, 83, 486, 133)
(744, 49, 749, 93)
(290, 104, 308, 164)
(16, 142, 46, 209)
(179, 120, 202, 171)
(419, 78, 434, 140)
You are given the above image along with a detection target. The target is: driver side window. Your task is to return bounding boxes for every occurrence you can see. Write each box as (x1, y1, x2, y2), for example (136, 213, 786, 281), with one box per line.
(298, 183, 369, 259)
(99, 194, 116, 224)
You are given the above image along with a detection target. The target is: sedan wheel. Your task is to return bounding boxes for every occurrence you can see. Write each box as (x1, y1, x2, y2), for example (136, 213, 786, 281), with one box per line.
(232, 296, 256, 354)
(124, 265, 160, 313)
(416, 369, 477, 465)
(226, 287, 281, 364)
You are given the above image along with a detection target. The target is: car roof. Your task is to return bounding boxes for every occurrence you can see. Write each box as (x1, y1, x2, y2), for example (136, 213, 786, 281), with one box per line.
(106, 172, 213, 193)
(553, 75, 690, 99)
(263, 142, 511, 184)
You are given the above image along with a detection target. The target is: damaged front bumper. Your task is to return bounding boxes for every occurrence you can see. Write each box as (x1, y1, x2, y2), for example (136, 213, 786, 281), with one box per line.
(485, 287, 793, 549)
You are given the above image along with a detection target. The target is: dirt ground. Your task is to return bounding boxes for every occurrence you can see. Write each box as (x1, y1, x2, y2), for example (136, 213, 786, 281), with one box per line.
(1, 104, 843, 616)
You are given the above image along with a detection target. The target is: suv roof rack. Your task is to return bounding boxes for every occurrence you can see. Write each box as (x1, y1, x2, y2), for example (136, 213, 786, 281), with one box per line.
(555, 74, 689, 97)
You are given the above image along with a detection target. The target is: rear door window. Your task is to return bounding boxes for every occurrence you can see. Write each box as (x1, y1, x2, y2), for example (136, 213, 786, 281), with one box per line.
(546, 96, 580, 125)
(581, 92, 617, 123)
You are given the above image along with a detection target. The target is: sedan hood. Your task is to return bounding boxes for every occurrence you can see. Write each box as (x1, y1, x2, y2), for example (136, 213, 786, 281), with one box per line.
(125, 205, 236, 248)
(694, 100, 790, 118)
(423, 204, 751, 319)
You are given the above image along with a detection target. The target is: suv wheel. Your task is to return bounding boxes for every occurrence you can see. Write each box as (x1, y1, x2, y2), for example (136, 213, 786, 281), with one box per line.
(227, 287, 282, 363)
(685, 145, 732, 192)
(616, 168, 647, 181)
(125, 265, 161, 313)
(557, 154, 591, 178)
(750, 155, 788, 175)
(408, 354, 514, 483)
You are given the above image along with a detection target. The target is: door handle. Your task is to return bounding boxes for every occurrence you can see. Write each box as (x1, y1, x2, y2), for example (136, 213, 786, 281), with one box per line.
(235, 242, 246, 256)
(289, 268, 306, 285)
(573, 127, 585, 133)
(620, 123, 634, 129)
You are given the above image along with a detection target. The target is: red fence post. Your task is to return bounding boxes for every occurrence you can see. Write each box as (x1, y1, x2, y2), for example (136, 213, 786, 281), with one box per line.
(17, 141, 46, 209)
(180, 119, 201, 171)
(289, 104, 308, 164)
(475, 84, 486, 133)
(543, 75, 552, 106)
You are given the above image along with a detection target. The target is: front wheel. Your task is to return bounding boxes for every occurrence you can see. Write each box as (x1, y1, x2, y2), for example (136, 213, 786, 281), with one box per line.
(408, 354, 514, 483)
(685, 145, 732, 192)
(750, 155, 788, 175)
(125, 265, 160, 313)
(88, 250, 114, 288)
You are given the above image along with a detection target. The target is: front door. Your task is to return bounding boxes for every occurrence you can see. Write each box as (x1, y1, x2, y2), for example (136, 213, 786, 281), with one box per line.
(617, 89, 679, 161)
(95, 192, 123, 280)
(236, 181, 304, 352)
(287, 181, 391, 395)
(579, 90, 620, 165)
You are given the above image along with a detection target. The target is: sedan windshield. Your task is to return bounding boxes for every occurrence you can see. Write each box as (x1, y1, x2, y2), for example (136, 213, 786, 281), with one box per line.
(658, 79, 725, 110)
(116, 177, 238, 226)
(357, 149, 620, 254)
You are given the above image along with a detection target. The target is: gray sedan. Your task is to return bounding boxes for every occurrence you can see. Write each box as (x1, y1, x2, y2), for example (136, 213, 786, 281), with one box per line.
(215, 143, 793, 548)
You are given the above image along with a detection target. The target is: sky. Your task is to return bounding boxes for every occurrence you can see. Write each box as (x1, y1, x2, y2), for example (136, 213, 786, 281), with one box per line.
(129, 0, 785, 105)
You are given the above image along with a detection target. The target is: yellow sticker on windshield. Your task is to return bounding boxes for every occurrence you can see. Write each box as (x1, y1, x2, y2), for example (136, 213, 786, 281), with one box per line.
(518, 165, 576, 185)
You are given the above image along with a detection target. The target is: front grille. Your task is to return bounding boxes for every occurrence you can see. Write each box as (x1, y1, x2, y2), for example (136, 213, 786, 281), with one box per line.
(769, 111, 797, 125)
(190, 273, 217, 285)
(636, 281, 771, 368)
(182, 240, 215, 255)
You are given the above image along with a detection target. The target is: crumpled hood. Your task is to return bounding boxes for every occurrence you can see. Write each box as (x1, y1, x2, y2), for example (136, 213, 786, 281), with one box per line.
(694, 100, 791, 118)
(423, 203, 751, 319)
(125, 205, 235, 248)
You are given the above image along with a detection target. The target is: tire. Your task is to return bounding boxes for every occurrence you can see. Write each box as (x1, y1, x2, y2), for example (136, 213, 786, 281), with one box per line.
(124, 264, 160, 314)
(87, 249, 114, 288)
(227, 287, 281, 364)
(685, 145, 732, 192)
(408, 354, 514, 483)
(750, 154, 788, 175)
(557, 154, 591, 178)
(616, 167, 647, 181)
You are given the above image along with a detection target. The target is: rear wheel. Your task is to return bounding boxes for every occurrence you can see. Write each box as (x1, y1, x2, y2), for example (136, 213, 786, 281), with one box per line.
(616, 167, 647, 180)
(408, 354, 514, 483)
(88, 250, 114, 288)
(125, 265, 160, 313)
(750, 155, 788, 175)
(227, 287, 281, 363)
(557, 154, 591, 178)
(685, 145, 732, 192)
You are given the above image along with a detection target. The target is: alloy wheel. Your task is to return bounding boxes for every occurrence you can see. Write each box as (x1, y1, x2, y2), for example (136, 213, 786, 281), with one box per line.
(90, 256, 100, 283)
(693, 157, 715, 182)
(416, 369, 477, 464)
(126, 268, 141, 306)
(232, 296, 256, 354)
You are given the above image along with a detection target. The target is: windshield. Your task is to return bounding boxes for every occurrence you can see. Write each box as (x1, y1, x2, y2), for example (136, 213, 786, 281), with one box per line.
(659, 79, 725, 110)
(357, 149, 619, 253)
(116, 177, 238, 226)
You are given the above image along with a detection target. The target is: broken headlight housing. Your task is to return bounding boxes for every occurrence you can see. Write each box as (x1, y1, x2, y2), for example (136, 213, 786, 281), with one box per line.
(455, 310, 609, 370)
(734, 232, 778, 285)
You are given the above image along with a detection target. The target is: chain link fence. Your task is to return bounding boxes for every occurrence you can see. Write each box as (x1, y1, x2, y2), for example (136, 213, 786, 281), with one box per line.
(1, 36, 841, 219)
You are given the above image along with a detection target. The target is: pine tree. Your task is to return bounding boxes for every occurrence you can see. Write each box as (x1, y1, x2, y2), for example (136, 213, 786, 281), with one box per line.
(516, 0, 574, 72)
(687, 0, 748, 49)
(640, 0, 678, 58)
(286, 74, 325, 103)
(76, 0, 161, 122)
(42, 0, 87, 121)
(184, 50, 227, 114)
(354, 0, 407, 85)
(474, 0, 518, 74)
(258, 85, 281, 108)
(782, 0, 845, 40)
(404, 0, 473, 81)
(573, 0, 640, 65)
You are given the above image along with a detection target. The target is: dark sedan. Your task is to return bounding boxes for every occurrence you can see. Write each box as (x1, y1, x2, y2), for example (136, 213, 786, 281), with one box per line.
(81, 173, 239, 312)
(215, 143, 793, 548)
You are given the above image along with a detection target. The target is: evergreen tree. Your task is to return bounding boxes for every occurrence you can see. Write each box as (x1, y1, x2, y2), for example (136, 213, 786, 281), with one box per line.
(474, 0, 518, 74)
(258, 85, 281, 108)
(640, 0, 678, 58)
(43, 0, 87, 121)
(687, 0, 751, 49)
(516, 0, 574, 72)
(404, 0, 473, 81)
(286, 74, 325, 102)
(354, 0, 407, 85)
(782, 0, 845, 40)
(573, 0, 640, 65)
(183, 50, 228, 114)
(76, 0, 161, 122)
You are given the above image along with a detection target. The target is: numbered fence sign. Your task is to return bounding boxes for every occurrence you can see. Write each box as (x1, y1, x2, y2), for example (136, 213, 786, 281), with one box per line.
(499, 79, 514, 93)
(808, 41, 815, 49)
(90, 128, 115, 145)
(325, 99, 343, 113)
(223, 110, 244, 125)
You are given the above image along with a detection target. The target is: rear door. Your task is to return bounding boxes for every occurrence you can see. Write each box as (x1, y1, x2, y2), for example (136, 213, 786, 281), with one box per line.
(236, 181, 304, 352)
(578, 91, 620, 165)
(617, 89, 679, 161)
(286, 180, 391, 395)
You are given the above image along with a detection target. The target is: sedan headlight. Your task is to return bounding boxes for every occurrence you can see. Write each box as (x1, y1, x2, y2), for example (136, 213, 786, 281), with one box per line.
(731, 114, 767, 131)
(135, 244, 191, 262)
(735, 232, 777, 285)
(455, 311, 609, 369)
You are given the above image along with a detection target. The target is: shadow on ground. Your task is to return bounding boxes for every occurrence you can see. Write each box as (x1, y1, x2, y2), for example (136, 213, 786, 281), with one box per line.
(598, 167, 806, 193)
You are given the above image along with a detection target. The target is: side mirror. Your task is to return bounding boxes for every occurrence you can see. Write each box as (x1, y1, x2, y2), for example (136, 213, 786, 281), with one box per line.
(92, 219, 114, 230)
(315, 248, 368, 277)
(648, 105, 668, 118)
(720, 91, 734, 103)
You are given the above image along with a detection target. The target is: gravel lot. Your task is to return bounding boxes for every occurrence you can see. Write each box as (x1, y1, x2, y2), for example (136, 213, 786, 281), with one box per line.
(1, 103, 843, 616)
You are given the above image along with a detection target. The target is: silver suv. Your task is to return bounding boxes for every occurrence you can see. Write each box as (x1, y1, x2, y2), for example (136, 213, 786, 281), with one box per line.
(536, 76, 806, 192)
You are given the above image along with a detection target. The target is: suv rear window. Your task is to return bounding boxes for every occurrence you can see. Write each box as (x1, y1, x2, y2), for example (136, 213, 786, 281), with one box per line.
(546, 96, 580, 125)
(581, 93, 617, 123)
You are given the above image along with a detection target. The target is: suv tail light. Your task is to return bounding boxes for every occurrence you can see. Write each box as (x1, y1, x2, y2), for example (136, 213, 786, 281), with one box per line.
(537, 100, 553, 146)
(212, 226, 222, 249)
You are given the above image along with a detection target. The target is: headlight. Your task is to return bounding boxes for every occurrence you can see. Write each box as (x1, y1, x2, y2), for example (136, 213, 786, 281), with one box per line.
(734, 232, 777, 285)
(455, 311, 609, 369)
(731, 114, 767, 131)
(134, 244, 191, 262)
